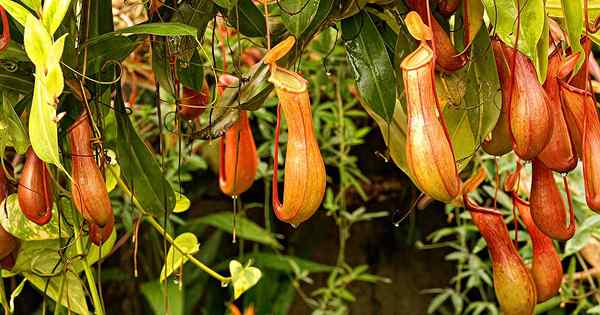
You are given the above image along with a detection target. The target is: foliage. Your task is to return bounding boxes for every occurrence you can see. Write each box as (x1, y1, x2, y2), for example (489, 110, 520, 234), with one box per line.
(0, 0, 598, 314)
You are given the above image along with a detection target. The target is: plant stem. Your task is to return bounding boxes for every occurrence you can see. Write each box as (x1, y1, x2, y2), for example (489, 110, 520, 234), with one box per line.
(113, 171, 231, 284)
(74, 225, 105, 315)
(145, 216, 230, 283)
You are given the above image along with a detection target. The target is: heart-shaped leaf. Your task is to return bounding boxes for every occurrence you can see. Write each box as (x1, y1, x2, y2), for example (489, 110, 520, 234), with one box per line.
(230, 260, 262, 300)
(160, 232, 199, 281)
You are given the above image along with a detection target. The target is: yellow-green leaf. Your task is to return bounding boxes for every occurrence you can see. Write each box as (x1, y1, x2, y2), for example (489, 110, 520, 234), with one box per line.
(0, 0, 33, 26)
(23, 15, 52, 68)
(229, 260, 261, 300)
(41, 0, 71, 35)
(29, 76, 61, 167)
(160, 233, 199, 281)
(173, 192, 191, 213)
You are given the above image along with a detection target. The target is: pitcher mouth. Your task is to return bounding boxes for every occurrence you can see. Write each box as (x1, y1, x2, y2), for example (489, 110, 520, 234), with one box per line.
(268, 66, 307, 93)
(67, 111, 90, 132)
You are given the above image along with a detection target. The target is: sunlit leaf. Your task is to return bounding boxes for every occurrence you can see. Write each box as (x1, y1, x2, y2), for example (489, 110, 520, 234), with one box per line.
(0, 0, 33, 26)
(24, 271, 89, 314)
(230, 260, 262, 300)
(160, 232, 199, 281)
(481, 0, 546, 80)
(41, 0, 71, 35)
(173, 192, 191, 213)
(23, 15, 51, 68)
(0, 194, 70, 240)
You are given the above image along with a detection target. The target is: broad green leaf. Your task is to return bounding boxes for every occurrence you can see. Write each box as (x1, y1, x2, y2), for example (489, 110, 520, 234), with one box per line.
(114, 87, 176, 216)
(0, 42, 30, 62)
(443, 28, 502, 167)
(86, 36, 141, 75)
(302, 0, 334, 37)
(245, 253, 334, 273)
(481, 0, 546, 80)
(160, 232, 200, 281)
(23, 15, 52, 68)
(172, 0, 216, 47)
(0, 68, 34, 93)
(173, 192, 191, 213)
(227, 0, 266, 38)
(564, 215, 600, 256)
(560, 0, 585, 73)
(0, 194, 70, 240)
(29, 76, 61, 167)
(230, 260, 262, 300)
(86, 22, 198, 47)
(41, 0, 71, 35)
(0, 92, 28, 155)
(368, 27, 501, 177)
(280, 0, 320, 36)
(342, 11, 396, 123)
(141, 280, 183, 315)
(191, 212, 282, 249)
(20, 0, 41, 12)
(24, 271, 89, 314)
(0, 0, 33, 26)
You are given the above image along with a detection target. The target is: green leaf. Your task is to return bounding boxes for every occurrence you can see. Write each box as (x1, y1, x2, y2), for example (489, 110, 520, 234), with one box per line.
(560, 0, 585, 73)
(110, 22, 197, 37)
(0, 68, 34, 94)
(302, 0, 334, 37)
(141, 280, 183, 315)
(24, 15, 52, 68)
(0, 92, 28, 155)
(564, 215, 600, 256)
(160, 232, 200, 281)
(20, 0, 41, 12)
(280, 0, 320, 36)
(227, 0, 266, 38)
(481, 0, 546, 80)
(85, 22, 198, 47)
(0, 42, 30, 62)
(25, 271, 89, 314)
(0, 0, 33, 26)
(41, 0, 71, 35)
(86, 36, 141, 76)
(29, 76, 61, 167)
(245, 253, 334, 273)
(173, 192, 191, 213)
(342, 11, 396, 123)
(442, 28, 502, 167)
(230, 260, 262, 300)
(191, 212, 282, 249)
(114, 87, 176, 216)
(0, 194, 70, 240)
